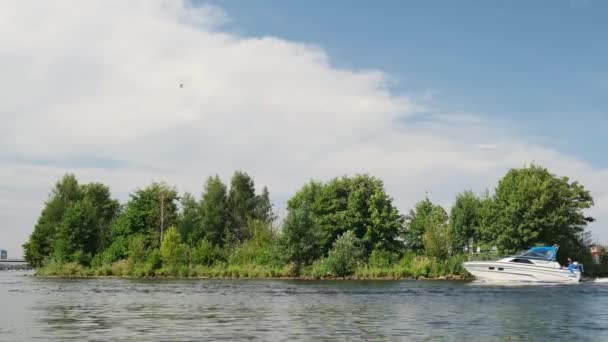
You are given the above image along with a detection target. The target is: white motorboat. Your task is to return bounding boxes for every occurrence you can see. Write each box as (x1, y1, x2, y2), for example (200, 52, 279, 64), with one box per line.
(463, 246, 582, 283)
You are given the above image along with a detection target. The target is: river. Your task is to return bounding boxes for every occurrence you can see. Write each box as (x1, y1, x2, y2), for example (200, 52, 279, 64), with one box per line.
(1, 271, 608, 341)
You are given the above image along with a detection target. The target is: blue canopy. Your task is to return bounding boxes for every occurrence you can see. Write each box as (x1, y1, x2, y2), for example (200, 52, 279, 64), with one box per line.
(520, 246, 557, 261)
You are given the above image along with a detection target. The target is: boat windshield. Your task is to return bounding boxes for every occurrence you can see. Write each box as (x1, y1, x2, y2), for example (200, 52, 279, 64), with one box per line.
(518, 246, 557, 261)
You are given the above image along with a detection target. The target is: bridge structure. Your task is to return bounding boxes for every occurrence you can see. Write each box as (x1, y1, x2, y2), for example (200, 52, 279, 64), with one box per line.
(0, 259, 32, 270)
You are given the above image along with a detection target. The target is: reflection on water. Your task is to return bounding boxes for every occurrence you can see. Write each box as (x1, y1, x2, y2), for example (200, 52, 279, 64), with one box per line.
(1, 271, 608, 341)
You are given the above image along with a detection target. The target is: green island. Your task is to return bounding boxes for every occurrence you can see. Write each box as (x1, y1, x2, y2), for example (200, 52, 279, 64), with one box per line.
(24, 164, 608, 279)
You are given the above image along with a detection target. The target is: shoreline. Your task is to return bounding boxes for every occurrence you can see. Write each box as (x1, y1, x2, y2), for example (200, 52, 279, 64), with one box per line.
(32, 273, 470, 281)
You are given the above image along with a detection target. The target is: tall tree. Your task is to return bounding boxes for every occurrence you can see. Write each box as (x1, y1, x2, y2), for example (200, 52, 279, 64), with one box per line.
(81, 183, 120, 251)
(177, 192, 203, 243)
(53, 200, 98, 264)
(403, 198, 448, 254)
(450, 190, 482, 254)
(227, 171, 257, 242)
(423, 213, 451, 260)
(111, 182, 178, 246)
(283, 175, 403, 258)
(255, 186, 275, 224)
(23, 174, 83, 267)
(200, 176, 229, 246)
(281, 202, 321, 266)
(483, 164, 594, 261)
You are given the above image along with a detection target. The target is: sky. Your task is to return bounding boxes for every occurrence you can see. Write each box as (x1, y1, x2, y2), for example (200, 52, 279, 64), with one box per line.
(1, 0, 607, 258)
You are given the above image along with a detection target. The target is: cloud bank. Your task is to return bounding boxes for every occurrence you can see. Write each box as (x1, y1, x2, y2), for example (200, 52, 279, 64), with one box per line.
(1, 0, 607, 257)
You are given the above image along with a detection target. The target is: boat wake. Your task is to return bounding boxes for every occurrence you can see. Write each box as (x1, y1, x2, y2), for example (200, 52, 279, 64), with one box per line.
(592, 278, 608, 283)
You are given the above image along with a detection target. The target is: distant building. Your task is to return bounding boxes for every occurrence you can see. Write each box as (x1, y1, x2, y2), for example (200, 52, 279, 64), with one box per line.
(0, 250, 7, 260)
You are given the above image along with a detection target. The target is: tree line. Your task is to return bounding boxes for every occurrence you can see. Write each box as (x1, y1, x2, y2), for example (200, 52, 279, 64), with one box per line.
(23, 165, 599, 278)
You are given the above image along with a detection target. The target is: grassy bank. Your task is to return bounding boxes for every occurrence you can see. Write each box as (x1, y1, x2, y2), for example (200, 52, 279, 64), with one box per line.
(36, 254, 471, 280)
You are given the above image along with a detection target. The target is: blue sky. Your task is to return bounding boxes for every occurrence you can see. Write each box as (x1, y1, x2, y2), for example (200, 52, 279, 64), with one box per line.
(2, 1, 608, 257)
(203, 0, 608, 166)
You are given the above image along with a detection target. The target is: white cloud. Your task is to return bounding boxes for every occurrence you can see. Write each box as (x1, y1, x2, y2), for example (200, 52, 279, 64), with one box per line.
(1, 0, 607, 257)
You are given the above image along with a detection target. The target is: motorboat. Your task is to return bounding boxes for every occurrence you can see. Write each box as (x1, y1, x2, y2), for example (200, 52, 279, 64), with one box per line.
(463, 246, 582, 283)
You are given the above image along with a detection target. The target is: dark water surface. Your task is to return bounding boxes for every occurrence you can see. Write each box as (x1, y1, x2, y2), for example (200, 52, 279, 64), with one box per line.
(2, 271, 608, 341)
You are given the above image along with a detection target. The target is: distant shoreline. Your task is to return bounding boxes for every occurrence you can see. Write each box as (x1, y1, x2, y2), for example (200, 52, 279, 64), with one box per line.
(33, 274, 470, 281)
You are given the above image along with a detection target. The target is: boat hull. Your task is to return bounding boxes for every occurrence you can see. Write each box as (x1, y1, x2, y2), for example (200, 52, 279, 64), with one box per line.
(463, 261, 581, 283)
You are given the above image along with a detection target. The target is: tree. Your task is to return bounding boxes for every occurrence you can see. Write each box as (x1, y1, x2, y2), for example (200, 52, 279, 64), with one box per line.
(112, 182, 178, 246)
(177, 192, 203, 243)
(325, 230, 364, 278)
(255, 186, 275, 224)
(227, 171, 257, 242)
(423, 214, 452, 260)
(160, 226, 189, 267)
(200, 176, 229, 246)
(404, 198, 448, 254)
(53, 200, 98, 264)
(450, 191, 482, 254)
(284, 175, 403, 259)
(484, 164, 594, 261)
(24, 174, 85, 267)
(81, 182, 120, 251)
(281, 202, 321, 266)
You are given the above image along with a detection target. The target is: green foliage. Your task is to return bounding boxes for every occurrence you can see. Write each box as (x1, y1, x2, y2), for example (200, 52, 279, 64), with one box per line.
(368, 249, 398, 268)
(227, 171, 258, 242)
(177, 192, 203, 243)
(118, 182, 178, 245)
(52, 200, 97, 264)
(482, 164, 594, 261)
(255, 186, 276, 224)
(200, 176, 229, 246)
(160, 226, 190, 267)
(450, 191, 482, 254)
(191, 239, 223, 266)
(306, 258, 331, 279)
(281, 201, 321, 265)
(283, 175, 404, 263)
(99, 236, 129, 265)
(127, 234, 148, 264)
(81, 183, 120, 250)
(404, 198, 448, 254)
(27, 166, 597, 280)
(228, 220, 285, 267)
(325, 231, 364, 278)
(423, 213, 452, 260)
(23, 174, 82, 267)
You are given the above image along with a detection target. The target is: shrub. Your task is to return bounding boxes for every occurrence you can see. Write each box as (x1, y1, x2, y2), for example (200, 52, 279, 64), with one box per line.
(100, 237, 129, 265)
(409, 256, 432, 278)
(160, 227, 190, 267)
(128, 234, 148, 264)
(110, 260, 132, 277)
(368, 249, 398, 268)
(325, 231, 364, 278)
(145, 249, 162, 271)
(307, 258, 331, 279)
(191, 239, 222, 266)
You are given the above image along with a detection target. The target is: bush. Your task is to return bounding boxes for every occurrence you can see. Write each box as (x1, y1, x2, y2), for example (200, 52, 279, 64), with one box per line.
(110, 260, 132, 276)
(368, 249, 398, 268)
(145, 249, 162, 271)
(409, 256, 432, 278)
(191, 239, 223, 266)
(160, 227, 190, 267)
(306, 258, 331, 279)
(128, 234, 148, 264)
(325, 231, 364, 278)
(227, 220, 286, 267)
(100, 237, 129, 265)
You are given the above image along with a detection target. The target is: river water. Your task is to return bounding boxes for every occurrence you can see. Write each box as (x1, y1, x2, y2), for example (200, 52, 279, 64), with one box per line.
(2, 271, 608, 341)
